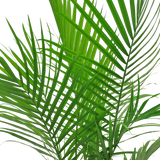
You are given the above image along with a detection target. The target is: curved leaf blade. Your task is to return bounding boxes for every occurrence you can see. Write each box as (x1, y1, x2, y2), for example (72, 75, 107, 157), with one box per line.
(50, 58, 86, 132)
(28, 16, 38, 101)
(59, 13, 124, 71)
(95, 121, 109, 159)
(83, 0, 129, 55)
(36, 21, 46, 109)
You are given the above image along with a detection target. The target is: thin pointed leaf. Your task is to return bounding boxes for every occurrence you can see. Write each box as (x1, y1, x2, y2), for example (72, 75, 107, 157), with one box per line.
(37, 21, 46, 109)
(59, 13, 124, 71)
(58, 93, 112, 154)
(145, 138, 160, 160)
(42, 39, 64, 115)
(0, 57, 17, 82)
(0, 73, 14, 82)
(128, 83, 134, 123)
(113, 122, 134, 149)
(44, 39, 122, 80)
(0, 47, 17, 69)
(106, 0, 130, 47)
(133, 76, 140, 117)
(95, 121, 109, 159)
(6, 19, 30, 93)
(28, 16, 38, 101)
(118, 0, 133, 39)
(119, 84, 136, 133)
(84, 0, 128, 60)
(17, 64, 24, 87)
(46, 53, 80, 123)
(87, 142, 103, 160)
(55, 103, 104, 145)
(130, 0, 136, 31)
(108, 113, 113, 155)
(53, 73, 98, 139)
(0, 64, 12, 79)
(50, 58, 86, 133)
(0, 96, 37, 113)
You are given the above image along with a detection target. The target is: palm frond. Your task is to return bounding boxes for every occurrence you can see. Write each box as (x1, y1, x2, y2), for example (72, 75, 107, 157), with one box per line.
(0, 0, 160, 159)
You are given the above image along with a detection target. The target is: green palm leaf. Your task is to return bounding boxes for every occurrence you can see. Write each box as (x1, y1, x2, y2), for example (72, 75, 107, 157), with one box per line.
(0, 0, 160, 159)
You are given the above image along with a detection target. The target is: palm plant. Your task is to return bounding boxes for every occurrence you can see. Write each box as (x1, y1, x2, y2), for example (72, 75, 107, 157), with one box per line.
(0, 0, 160, 159)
